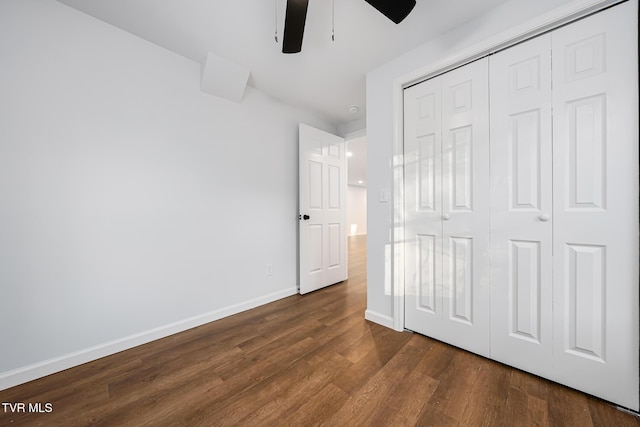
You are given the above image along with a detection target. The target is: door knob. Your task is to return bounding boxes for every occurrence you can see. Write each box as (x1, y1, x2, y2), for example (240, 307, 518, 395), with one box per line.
(302, 214, 310, 220)
(539, 213, 550, 221)
(442, 214, 451, 220)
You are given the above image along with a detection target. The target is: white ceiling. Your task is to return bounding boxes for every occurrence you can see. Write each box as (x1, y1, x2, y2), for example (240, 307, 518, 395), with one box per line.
(56, 0, 508, 127)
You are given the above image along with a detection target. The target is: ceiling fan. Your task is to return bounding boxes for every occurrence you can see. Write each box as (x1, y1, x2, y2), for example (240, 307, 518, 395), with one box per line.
(282, 0, 417, 53)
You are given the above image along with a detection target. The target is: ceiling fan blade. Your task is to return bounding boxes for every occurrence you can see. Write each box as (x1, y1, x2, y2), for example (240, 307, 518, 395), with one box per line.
(364, 0, 416, 24)
(282, 0, 309, 54)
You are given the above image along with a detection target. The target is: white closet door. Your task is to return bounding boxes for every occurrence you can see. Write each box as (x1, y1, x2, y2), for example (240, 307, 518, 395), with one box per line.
(490, 34, 554, 376)
(440, 59, 491, 356)
(404, 58, 491, 357)
(551, 1, 639, 410)
(404, 76, 444, 337)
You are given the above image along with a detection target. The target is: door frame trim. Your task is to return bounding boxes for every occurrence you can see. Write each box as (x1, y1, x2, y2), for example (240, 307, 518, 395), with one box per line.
(389, 0, 623, 331)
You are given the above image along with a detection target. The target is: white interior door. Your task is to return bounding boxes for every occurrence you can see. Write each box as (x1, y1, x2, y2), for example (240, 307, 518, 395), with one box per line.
(551, 2, 639, 410)
(299, 123, 347, 294)
(440, 59, 491, 356)
(490, 33, 554, 377)
(404, 58, 491, 357)
(404, 75, 444, 338)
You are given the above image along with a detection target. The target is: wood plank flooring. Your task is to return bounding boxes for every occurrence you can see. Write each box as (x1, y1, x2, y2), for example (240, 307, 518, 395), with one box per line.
(1, 235, 639, 426)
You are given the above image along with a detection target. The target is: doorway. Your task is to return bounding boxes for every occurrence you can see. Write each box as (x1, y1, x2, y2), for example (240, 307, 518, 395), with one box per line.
(347, 135, 367, 238)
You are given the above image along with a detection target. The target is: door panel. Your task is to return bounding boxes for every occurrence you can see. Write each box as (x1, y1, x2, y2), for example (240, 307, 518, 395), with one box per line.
(417, 234, 437, 312)
(448, 126, 473, 212)
(405, 77, 444, 335)
(328, 223, 341, 268)
(308, 225, 323, 274)
(449, 236, 473, 324)
(441, 59, 491, 357)
(299, 124, 347, 294)
(564, 243, 605, 361)
(404, 58, 490, 357)
(490, 33, 553, 377)
(566, 95, 606, 209)
(510, 110, 542, 210)
(509, 240, 541, 342)
(418, 134, 437, 211)
(308, 161, 323, 209)
(328, 165, 341, 209)
(552, 2, 639, 410)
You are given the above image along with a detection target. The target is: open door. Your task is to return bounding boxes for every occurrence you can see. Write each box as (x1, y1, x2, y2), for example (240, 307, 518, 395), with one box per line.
(299, 123, 347, 294)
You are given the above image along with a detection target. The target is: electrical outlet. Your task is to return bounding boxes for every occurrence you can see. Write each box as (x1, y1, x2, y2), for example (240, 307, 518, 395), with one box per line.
(265, 264, 273, 276)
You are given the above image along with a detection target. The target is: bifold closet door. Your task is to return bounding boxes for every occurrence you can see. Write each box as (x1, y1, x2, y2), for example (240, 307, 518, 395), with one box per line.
(404, 58, 491, 357)
(404, 76, 444, 338)
(551, 2, 639, 410)
(405, 0, 637, 411)
(489, 34, 554, 378)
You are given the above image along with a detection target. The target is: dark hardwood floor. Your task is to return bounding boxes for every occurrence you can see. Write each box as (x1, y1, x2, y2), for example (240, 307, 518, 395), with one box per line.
(1, 235, 639, 426)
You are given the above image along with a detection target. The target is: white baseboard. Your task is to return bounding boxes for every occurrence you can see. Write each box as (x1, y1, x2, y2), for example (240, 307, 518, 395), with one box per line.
(364, 309, 395, 329)
(0, 287, 298, 391)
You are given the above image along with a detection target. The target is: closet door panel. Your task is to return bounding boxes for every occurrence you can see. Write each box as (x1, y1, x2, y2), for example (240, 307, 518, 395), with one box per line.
(404, 58, 491, 357)
(552, 1, 639, 411)
(441, 58, 491, 357)
(404, 77, 445, 338)
(489, 34, 553, 377)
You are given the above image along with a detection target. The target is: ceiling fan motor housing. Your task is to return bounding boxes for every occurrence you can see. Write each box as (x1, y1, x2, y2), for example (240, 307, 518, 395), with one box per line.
(364, 0, 417, 24)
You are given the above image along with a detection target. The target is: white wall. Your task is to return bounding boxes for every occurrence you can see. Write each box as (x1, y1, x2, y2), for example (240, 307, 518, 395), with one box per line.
(0, 0, 336, 387)
(347, 186, 367, 236)
(364, 0, 598, 327)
